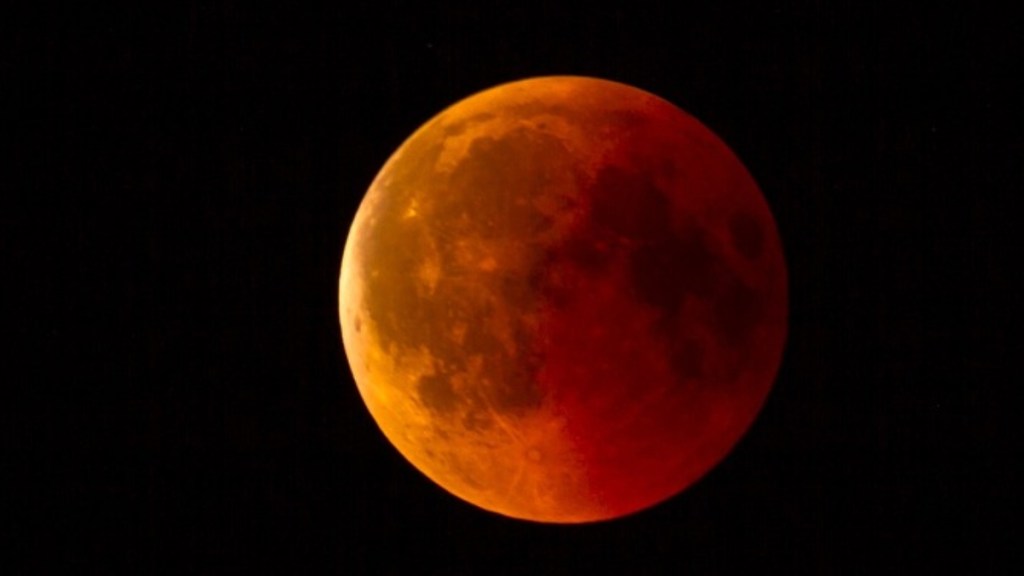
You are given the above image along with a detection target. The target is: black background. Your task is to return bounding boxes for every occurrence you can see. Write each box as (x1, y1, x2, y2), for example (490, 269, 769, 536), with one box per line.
(5, 1, 1018, 573)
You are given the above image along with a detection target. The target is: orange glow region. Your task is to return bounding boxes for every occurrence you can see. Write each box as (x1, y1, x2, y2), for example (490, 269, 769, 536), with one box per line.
(339, 76, 787, 523)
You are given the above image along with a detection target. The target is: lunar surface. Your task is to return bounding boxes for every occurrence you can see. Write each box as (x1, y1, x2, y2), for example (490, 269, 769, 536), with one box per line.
(339, 76, 787, 523)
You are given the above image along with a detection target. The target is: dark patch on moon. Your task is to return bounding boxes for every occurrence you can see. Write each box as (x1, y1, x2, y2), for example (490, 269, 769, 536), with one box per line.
(441, 129, 569, 242)
(417, 372, 459, 413)
(414, 308, 545, 417)
(712, 278, 764, 349)
(538, 160, 771, 389)
(589, 164, 672, 241)
(460, 319, 545, 414)
(585, 163, 722, 322)
(559, 233, 611, 274)
(607, 109, 654, 134)
(630, 223, 719, 317)
(488, 374, 544, 414)
(531, 213, 556, 236)
(668, 336, 705, 381)
(729, 211, 764, 260)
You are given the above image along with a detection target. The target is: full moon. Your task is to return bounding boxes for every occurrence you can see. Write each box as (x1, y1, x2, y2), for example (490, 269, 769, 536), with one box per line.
(339, 76, 787, 523)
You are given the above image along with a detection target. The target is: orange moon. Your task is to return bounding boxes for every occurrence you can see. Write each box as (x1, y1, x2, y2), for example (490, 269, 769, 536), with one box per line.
(339, 76, 787, 523)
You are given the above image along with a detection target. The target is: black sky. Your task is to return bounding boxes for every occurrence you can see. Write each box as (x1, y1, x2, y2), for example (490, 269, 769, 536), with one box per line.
(6, 1, 1019, 573)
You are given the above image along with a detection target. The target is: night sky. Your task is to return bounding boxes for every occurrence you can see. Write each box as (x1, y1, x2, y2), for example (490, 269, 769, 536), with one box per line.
(7, 2, 1018, 573)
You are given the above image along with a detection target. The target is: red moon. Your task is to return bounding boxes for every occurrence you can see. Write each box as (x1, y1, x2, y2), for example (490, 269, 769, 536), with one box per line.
(339, 76, 787, 523)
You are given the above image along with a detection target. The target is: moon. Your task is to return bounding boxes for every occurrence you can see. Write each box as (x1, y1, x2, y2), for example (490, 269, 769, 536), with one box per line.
(339, 76, 787, 523)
